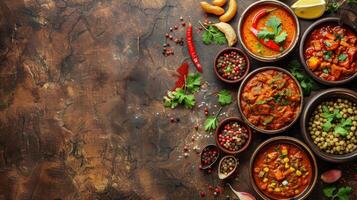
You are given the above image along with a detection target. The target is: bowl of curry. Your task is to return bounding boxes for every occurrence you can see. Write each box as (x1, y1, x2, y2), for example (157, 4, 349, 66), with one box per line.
(300, 17, 357, 85)
(250, 136, 318, 200)
(238, 67, 303, 134)
(238, 0, 300, 62)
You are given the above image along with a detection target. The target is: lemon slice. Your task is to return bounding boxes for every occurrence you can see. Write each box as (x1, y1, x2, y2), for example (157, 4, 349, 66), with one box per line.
(291, 0, 326, 19)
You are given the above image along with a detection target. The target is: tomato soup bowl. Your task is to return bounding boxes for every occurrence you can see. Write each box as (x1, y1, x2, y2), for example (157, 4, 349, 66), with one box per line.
(237, 66, 304, 134)
(299, 17, 357, 85)
(237, 0, 300, 62)
(300, 88, 357, 163)
(249, 136, 318, 200)
(214, 117, 252, 155)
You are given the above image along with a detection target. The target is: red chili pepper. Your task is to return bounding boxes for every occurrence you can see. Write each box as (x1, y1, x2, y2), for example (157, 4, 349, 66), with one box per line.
(186, 23, 203, 73)
(252, 8, 277, 29)
(172, 61, 189, 90)
(250, 27, 281, 52)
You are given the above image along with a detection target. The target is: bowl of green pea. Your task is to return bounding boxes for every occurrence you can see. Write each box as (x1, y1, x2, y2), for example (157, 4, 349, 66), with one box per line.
(300, 88, 357, 163)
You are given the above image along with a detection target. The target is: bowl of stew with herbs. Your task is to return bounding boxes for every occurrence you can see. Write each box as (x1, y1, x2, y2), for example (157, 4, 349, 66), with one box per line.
(238, 0, 300, 62)
(300, 17, 357, 85)
(250, 136, 318, 200)
(238, 67, 303, 134)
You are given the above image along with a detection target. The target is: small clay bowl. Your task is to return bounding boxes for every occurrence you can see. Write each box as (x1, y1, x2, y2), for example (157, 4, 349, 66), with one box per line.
(299, 17, 357, 85)
(200, 144, 220, 170)
(218, 155, 239, 180)
(215, 117, 252, 155)
(214, 47, 250, 84)
(300, 88, 357, 163)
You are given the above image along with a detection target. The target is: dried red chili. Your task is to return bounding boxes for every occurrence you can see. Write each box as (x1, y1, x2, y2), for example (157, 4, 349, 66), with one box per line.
(252, 8, 276, 29)
(172, 61, 189, 90)
(250, 27, 281, 52)
(186, 23, 203, 73)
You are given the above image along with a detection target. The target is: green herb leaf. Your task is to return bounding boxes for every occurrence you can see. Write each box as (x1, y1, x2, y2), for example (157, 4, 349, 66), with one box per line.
(323, 68, 329, 74)
(334, 126, 348, 136)
(263, 116, 274, 125)
(323, 121, 332, 132)
(204, 116, 218, 132)
(266, 16, 282, 36)
(324, 41, 332, 47)
(202, 25, 227, 45)
(257, 29, 275, 39)
(217, 90, 232, 106)
(323, 186, 336, 198)
(324, 51, 332, 60)
(335, 186, 352, 200)
(163, 88, 196, 109)
(256, 100, 266, 105)
(288, 60, 315, 96)
(338, 53, 348, 61)
(274, 31, 287, 43)
(186, 73, 201, 93)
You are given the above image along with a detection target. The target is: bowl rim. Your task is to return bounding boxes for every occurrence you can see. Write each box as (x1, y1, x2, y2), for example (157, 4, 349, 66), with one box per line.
(299, 17, 357, 85)
(213, 47, 251, 84)
(300, 88, 357, 162)
(237, 0, 300, 62)
(249, 136, 318, 200)
(237, 66, 304, 134)
(200, 144, 220, 170)
(214, 117, 252, 154)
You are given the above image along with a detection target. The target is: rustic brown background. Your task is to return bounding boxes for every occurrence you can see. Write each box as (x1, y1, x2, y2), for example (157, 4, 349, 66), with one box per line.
(0, 0, 355, 200)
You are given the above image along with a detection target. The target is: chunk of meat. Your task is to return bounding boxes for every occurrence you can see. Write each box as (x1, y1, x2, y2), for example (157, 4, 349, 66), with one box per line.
(324, 33, 336, 40)
(274, 169, 285, 181)
(331, 64, 343, 79)
(347, 46, 356, 61)
(311, 40, 322, 51)
(324, 40, 339, 51)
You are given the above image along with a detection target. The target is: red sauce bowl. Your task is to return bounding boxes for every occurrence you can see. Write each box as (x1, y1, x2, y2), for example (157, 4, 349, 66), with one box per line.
(215, 117, 252, 155)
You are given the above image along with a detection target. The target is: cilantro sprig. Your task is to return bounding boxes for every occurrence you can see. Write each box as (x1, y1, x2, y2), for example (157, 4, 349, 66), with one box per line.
(327, 0, 357, 13)
(200, 21, 227, 45)
(288, 60, 316, 96)
(323, 186, 352, 200)
(204, 107, 223, 132)
(163, 73, 201, 109)
(257, 16, 287, 44)
(217, 90, 232, 106)
(321, 105, 353, 137)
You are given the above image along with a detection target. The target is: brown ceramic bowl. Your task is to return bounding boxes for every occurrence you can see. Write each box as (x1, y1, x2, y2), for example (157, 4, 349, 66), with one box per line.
(200, 144, 220, 170)
(214, 47, 250, 84)
(250, 136, 318, 200)
(237, 0, 300, 62)
(300, 88, 357, 163)
(299, 17, 357, 85)
(237, 66, 304, 134)
(215, 117, 252, 155)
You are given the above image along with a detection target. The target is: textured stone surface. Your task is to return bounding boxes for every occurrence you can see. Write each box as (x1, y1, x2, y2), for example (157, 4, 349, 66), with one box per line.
(0, 0, 355, 199)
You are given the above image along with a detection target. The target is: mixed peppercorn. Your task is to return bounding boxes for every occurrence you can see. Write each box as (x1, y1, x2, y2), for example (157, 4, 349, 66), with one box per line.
(201, 145, 219, 168)
(216, 50, 247, 80)
(218, 121, 249, 152)
(219, 156, 237, 176)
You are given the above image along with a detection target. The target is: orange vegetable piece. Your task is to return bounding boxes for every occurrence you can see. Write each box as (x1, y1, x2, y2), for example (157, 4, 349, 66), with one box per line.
(274, 169, 285, 181)
(212, 0, 227, 7)
(200, 1, 225, 15)
(306, 56, 320, 71)
(219, 0, 237, 22)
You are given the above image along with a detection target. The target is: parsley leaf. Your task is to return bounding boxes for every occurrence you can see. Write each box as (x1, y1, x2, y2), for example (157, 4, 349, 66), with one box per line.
(256, 100, 266, 105)
(288, 60, 316, 96)
(257, 29, 275, 39)
(324, 41, 332, 47)
(204, 116, 218, 132)
(323, 186, 336, 198)
(324, 51, 332, 60)
(323, 68, 329, 74)
(201, 25, 227, 45)
(274, 31, 287, 43)
(186, 73, 201, 93)
(338, 54, 348, 61)
(217, 90, 232, 106)
(335, 186, 352, 200)
(204, 107, 223, 132)
(266, 16, 282, 36)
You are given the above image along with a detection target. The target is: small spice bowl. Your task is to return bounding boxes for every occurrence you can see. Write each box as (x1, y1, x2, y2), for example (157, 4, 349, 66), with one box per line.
(214, 47, 250, 84)
(300, 88, 357, 163)
(200, 144, 220, 170)
(215, 117, 252, 155)
(218, 155, 239, 180)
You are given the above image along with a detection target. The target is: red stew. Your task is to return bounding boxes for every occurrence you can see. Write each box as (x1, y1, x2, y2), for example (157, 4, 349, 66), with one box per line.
(253, 143, 313, 199)
(240, 69, 301, 130)
(304, 24, 357, 81)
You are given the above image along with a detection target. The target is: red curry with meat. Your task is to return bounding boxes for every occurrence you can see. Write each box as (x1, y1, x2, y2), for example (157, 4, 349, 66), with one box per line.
(240, 69, 301, 130)
(304, 24, 357, 81)
(253, 143, 313, 199)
